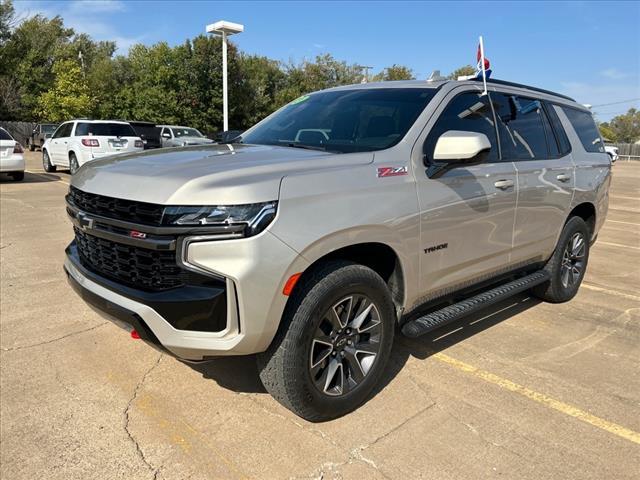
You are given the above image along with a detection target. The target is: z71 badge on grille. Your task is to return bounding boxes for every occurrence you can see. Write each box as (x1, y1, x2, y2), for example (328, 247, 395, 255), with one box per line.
(377, 166, 408, 178)
(129, 230, 147, 239)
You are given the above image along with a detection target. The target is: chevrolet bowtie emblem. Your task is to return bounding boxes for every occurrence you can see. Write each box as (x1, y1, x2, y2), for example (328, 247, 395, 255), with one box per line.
(77, 212, 95, 231)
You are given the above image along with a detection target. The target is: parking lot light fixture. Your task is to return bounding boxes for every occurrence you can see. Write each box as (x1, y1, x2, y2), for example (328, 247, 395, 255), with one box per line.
(206, 20, 244, 132)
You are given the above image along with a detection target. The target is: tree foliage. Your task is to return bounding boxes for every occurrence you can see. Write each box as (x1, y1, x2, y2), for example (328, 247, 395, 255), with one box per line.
(447, 65, 476, 80)
(1, 5, 487, 135)
(38, 59, 92, 121)
(599, 108, 640, 144)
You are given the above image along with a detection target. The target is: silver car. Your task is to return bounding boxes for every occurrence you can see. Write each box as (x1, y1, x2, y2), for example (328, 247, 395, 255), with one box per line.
(64, 78, 610, 421)
(158, 125, 215, 147)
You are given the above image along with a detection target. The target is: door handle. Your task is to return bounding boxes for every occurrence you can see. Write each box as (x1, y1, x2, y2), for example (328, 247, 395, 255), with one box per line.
(494, 179, 514, 190)
(556, 174, 571, 183)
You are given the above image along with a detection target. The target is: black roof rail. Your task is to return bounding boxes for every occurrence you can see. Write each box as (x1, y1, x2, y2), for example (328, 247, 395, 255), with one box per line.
(469, 78, 576, 102)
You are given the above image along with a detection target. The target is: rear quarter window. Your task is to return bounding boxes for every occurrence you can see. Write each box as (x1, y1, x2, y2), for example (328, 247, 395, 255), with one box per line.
(562, 107, 605, 153)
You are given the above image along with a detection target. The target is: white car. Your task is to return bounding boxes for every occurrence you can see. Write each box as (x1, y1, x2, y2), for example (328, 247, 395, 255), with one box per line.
(604, 145, 618, 163)
(42, 120, 143, 174)
(0, 127, 25, 181)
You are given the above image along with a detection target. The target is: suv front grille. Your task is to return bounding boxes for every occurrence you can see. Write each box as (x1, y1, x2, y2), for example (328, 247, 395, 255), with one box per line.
(74, 227, 184, 291)
(69, 186, 164, 226)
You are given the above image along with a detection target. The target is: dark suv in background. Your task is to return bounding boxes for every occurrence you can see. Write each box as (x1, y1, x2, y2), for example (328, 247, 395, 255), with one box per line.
(128, 121, 162, 149)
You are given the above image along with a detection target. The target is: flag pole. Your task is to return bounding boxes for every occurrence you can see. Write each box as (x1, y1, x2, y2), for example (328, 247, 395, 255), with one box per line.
(479, 36, 487, 96)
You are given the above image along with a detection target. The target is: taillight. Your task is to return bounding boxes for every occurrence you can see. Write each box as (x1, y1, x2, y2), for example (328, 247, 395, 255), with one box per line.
(134, 140, 144, 148)
(81, 138, 100, 147)
(13, 143, 24, 154)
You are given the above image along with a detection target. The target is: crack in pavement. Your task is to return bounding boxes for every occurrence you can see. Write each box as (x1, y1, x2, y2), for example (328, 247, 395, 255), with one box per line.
(294, 402, 436, 480)
(124, 354, 163, 479)
(0, 322, 109, 352)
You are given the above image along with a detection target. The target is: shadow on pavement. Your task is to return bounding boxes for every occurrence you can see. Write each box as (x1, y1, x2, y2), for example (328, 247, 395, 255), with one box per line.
(187, 292, 541, 400)
(0, 172, 64, 184)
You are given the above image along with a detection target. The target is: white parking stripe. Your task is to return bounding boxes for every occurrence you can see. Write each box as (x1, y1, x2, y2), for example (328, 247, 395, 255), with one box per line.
(596, 241, 640, 250)
(607, 220, 640, 226)
(25, 170, 70, 186)
(581, 283, 640, 302)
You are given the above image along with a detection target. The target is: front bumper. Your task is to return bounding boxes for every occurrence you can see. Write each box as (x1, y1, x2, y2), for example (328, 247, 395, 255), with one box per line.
(65, 245, 243, 360)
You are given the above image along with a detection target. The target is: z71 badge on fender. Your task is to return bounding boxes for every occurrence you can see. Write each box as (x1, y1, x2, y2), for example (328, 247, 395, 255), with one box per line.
(377, 166, 408, 178)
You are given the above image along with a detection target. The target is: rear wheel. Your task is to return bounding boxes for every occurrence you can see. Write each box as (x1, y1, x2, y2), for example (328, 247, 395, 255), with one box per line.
(29, 142, 35, 152)
(69, 153, 79, 175)
(11, 172, 24, 181)
(532, 216, 590, 303)
(257, 261, 395, 422)
(42, 150, 56, 172)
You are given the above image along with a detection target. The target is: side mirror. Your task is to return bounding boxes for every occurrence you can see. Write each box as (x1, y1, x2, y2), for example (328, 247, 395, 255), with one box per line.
(433, 130, 491, 161)
(427, 130, 491, 178)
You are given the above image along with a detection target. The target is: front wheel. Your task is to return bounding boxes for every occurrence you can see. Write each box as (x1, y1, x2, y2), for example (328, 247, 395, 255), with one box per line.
(532, 216, 590, 303)
(69, 153, 79, 175)
(257, 261, 395, 422)
(42, 150, 56, 172)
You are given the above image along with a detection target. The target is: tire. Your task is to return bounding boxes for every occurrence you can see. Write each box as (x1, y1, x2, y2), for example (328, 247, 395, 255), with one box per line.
(11, 172, 24, 181)
(29, 142, 35, 152)
(42, 150, 56, 172)
(532, 216, 590, 303)
(69, 153, 79, 175)
(257, 261, 395, 422)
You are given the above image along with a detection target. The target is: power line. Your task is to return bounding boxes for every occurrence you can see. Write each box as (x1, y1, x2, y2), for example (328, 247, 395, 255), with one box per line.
(591, 98, 640, 108)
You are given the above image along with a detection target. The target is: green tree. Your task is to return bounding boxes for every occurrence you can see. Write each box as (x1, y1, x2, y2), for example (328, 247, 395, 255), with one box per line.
(372, 64, 414, 82)
(447, 65, 476, 80)
(38, 59, 92, 121)
(606, 108, 640, 143)
(597, 122, 617, 143)
(0, 0, 16, 46)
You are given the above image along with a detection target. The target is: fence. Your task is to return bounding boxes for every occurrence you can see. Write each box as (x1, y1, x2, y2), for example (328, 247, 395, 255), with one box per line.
(612, 143, 640, 161)
(0, 121, 37, 147)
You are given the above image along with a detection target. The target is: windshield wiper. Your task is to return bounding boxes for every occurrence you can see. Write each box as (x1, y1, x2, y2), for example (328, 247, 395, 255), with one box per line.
(282, 142, 326, 151)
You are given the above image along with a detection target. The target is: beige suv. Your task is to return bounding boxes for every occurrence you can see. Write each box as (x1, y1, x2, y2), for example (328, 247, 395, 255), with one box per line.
(64, 78, 610, 421)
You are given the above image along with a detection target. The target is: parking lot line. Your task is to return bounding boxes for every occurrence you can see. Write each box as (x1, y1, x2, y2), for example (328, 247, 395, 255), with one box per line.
(433, 352, 640, 445)
(581, 283, 640, 302)
(596, 241, 640, 250)
(607, 220, 640, 226)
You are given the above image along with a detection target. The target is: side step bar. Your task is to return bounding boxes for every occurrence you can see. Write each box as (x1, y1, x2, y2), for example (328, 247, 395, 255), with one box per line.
(401, 270, 550, 338)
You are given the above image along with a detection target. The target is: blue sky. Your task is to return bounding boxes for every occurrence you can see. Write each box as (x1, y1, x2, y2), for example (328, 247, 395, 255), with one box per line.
(15, 0, 640, 120)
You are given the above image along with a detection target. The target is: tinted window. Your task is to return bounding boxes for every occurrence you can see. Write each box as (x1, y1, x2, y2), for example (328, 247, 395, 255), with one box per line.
(424, 91, 498, 162)
(53, 123, 73, 138)
(562, 107, 604, 153)
(75, 122, 137, 137)
(242, 88, 437, 153)
(130, 123, 160, 139)
(0, 128, 12, 140)
(492, 93, 548, 160)
(545, 103, 571, 155)
(541, 106, 560, 157)
(41, 124, 57, 134)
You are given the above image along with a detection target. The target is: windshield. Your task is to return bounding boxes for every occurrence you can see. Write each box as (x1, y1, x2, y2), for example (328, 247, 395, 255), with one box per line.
(241, 88, 437, 153)
(173, 128, 203, 138)
(0, 128, 12, 140)
(42, 124, 57, 133)
(76, 122, 137, 137)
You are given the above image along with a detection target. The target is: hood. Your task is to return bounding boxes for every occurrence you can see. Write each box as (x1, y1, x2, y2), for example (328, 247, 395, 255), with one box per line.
(72, 144, 373, 205)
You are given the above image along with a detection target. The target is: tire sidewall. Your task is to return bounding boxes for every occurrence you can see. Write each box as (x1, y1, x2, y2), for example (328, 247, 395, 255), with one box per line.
(263, 263, 395, 420)
(547, 217, 590, 301)
(43, 150, 52, 172)
(69, 154, 78, 175)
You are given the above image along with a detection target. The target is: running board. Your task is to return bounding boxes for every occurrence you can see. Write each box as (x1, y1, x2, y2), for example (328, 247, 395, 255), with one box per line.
(401, 270, 550, 338)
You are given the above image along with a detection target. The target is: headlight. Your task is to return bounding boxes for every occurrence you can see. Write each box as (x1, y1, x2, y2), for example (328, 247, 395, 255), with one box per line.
(163, 202, 277, 237)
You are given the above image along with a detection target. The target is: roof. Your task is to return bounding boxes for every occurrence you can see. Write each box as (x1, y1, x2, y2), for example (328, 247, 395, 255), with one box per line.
(321, 78, 575, 102)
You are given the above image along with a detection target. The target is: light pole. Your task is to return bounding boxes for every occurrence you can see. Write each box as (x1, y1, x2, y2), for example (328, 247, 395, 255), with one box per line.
(206, 20, 244, 132)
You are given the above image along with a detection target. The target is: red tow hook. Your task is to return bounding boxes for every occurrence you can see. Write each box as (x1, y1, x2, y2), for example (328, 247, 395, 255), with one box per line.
(130, 330, 141, 339)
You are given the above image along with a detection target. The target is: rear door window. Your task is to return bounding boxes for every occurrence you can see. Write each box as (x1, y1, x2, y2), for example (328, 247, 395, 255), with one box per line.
(54, 123, 73, 138)
(0, 129, 12, 140)
(424, 91, 499, 162)
(75, 123, 137, 137)
(491, 93, 548, 160)
(544, 103, 571, 156)
(561, 107, 605, 153)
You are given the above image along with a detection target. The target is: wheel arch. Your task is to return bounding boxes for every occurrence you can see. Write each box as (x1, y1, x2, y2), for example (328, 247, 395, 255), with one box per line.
(286, 240, 406, 320)
(568, 202, 596, 237)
